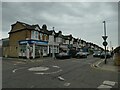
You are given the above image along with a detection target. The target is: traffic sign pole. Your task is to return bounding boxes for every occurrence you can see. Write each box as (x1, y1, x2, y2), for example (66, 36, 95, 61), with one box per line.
(102, 21, 108, 64)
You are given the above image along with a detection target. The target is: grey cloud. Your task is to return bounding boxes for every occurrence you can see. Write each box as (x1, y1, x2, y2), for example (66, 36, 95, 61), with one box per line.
(2, 2, 118, 48)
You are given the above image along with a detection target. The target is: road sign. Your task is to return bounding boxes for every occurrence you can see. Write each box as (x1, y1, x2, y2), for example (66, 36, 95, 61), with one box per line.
(103, 41, 108, 46)
(102, 36, 108, 41)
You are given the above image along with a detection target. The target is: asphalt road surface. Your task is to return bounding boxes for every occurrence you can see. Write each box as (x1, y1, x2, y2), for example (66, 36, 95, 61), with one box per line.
(2, 55, 119, 89)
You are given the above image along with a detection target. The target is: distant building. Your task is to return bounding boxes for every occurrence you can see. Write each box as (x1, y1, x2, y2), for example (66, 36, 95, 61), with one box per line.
(59, 34, 73, 52)
(48, 30, 59, 56)
(2, 21, 103, 59)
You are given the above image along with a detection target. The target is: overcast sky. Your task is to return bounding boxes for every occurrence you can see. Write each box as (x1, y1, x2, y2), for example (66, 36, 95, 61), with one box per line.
(1, 1, 118, 48)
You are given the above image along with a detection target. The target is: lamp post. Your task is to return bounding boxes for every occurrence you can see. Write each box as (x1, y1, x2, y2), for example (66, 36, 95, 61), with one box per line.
(52, 27, 55, 59)
(102, 21, 108, 64)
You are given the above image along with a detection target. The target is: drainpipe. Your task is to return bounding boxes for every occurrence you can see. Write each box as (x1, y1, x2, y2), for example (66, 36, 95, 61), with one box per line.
(33, 43, 35, 59)
(26, 42, 30, 59)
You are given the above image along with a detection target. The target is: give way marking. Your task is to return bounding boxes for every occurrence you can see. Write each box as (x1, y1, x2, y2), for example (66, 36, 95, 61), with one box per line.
(97, 80, 117, 89)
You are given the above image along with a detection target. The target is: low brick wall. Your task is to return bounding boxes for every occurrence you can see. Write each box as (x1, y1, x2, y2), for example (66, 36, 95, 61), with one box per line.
(114, 53, 120, 66)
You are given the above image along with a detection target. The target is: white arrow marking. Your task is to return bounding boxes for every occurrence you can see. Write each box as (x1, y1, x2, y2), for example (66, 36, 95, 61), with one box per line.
(52, 65, 60, 68)
(12, 67, 27, 73)
(58, 76, 65, 81)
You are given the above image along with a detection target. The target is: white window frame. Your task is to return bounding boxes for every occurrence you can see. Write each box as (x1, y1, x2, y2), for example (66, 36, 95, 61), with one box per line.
(31, 31, 39, 40)
(40, 33, 43, 40)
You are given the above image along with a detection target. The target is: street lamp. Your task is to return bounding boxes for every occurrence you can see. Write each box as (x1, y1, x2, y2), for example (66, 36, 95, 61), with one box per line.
(52, 27, 55, 59)
(102, 21, 108, 64)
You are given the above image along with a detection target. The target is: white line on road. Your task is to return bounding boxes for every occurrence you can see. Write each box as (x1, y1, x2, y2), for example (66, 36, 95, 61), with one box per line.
(91, 59, 104, 68)
(28, 67, 49, 72)
(97, 84, 112, 88)
(52, 65, 60, 68)
(64, 83, 71, 86)
(97, 80, 117, 89)
(35, 69, 62, 75)
(58, 76, 65, 81)
(12, 67, 27, 73)
(103, 80, 116, 86)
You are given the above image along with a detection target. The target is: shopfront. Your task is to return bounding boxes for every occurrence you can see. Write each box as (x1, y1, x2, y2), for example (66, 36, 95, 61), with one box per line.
(19, 40, 48, 59)
(48, 43, 59, 56)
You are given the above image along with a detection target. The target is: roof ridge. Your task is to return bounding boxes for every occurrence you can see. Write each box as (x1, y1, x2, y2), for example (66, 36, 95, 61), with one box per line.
(17, 21, 32, 26)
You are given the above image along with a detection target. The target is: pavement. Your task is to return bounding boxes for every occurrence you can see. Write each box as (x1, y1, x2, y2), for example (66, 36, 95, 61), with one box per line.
(93, 57, 120, 72)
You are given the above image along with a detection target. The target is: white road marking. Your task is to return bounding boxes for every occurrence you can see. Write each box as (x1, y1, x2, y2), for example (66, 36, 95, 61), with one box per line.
(64, 83, 71, 86)
(35, 72, 45, 75)
(103, 81, 116, 86)
(12, 67, 27, 73)
(35, 69, 62, 75)
(28, 67, 49, 72)
(97, 80, 117, 89)
(91, 59, 104, 68)
(52, 65, 60, 68)
(58, 76, 65, 81)
(97, 84, 112, 88)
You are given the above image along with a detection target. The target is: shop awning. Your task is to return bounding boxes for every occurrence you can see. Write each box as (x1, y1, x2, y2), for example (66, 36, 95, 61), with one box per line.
(19, 40, 48, 45)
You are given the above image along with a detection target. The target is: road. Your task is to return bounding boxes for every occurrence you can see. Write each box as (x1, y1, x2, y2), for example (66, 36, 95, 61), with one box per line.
(2, 55, 118, 89)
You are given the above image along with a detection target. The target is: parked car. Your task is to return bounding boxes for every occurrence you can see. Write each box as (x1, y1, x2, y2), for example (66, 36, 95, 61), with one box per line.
(100, 51, 112, 59)
(75, 52, 87, 58)
(68, 49, 77, 58)
(93, 51, 101, 57)
(84, 52, 90, 56)
(55, 52, 71, 59)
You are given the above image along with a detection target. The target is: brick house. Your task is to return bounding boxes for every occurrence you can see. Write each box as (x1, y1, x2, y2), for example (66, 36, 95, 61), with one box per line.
(4, 21, 50, 58)
(48, 29, 59, 57)
(60, 34, 73, 52)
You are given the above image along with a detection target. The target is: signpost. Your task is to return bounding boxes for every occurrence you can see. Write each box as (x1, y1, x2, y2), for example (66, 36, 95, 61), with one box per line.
(52, 27, 55, 59)
(102, 21, 108, 64)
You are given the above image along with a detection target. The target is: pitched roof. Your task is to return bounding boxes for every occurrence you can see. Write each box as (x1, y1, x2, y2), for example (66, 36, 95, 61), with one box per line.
(63, 35, 73, 40)
(9, 21, 43, 34)
(16, 21, 35, 29)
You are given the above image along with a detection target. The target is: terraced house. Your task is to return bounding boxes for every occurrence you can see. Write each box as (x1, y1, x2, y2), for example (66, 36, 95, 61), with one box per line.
(3, 21, 51, 58)
(2, 21, 103, 59)
(3, 21, 66, 59)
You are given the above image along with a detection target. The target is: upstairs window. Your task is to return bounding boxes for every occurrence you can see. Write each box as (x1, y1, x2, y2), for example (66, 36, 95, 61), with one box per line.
(31, 31, 39, 40)
(31, 31, 34, 39)
(40, 33, 43, 40)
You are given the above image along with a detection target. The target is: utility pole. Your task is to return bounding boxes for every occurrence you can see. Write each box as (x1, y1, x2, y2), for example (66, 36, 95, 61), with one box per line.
(102, 21, 108, 64)
(52, 27, 55, 59)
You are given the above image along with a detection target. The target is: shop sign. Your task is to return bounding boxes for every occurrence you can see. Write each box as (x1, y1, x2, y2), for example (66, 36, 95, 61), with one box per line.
(19, 40, 48, 45)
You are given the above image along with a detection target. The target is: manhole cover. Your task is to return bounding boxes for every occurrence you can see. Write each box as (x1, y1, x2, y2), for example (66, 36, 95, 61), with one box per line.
(28, 67, 49, 71)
